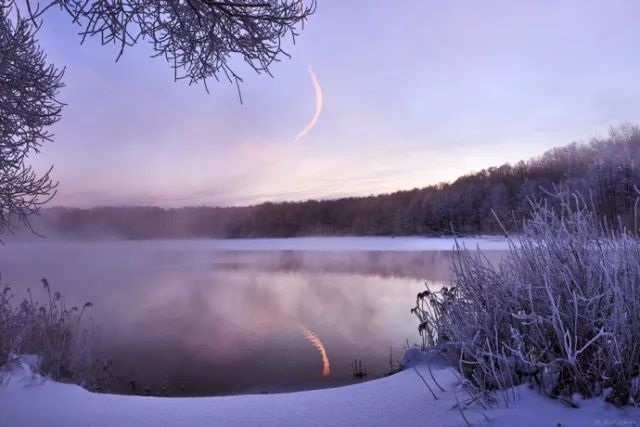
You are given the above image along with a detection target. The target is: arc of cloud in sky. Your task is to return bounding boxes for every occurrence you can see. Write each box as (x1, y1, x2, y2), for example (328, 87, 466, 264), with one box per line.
(294, 66, 323, 143)
(301, 326, 331, 376)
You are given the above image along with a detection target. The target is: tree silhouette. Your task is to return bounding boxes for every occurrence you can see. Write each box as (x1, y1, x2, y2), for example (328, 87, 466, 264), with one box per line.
(26, 0, 316, 90)
(0, 3, 62, 235)
(0, 0, 314, 234)
(39, 125, 640, 239)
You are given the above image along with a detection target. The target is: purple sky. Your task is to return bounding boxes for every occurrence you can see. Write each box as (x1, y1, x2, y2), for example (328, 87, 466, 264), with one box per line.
(30, 0, 640, 207)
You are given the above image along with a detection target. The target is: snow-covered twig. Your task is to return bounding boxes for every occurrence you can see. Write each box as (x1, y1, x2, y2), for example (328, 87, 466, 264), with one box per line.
(413, 190, 640, 406)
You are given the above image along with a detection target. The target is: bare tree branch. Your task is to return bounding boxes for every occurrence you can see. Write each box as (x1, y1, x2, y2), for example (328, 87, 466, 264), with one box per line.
(0, 1, 62, 236)
(25, 0, 317, 90)
(0, 0, 314, 235)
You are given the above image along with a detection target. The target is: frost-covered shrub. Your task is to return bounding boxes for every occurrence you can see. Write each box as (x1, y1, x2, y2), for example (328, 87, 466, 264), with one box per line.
(414, 192, 640, 406)
(0, 280, 96, 386)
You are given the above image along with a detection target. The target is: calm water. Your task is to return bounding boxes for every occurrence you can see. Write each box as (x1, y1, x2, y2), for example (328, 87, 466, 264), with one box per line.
(0, 239, 502, 396)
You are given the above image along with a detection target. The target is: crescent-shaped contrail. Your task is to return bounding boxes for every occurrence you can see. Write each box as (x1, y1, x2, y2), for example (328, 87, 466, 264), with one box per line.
(302, 326, 331, 376)
(294, 66, 323, 143)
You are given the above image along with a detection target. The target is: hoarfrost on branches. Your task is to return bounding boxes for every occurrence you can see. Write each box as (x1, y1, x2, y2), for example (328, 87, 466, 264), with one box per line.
(0, 1, 62, 235)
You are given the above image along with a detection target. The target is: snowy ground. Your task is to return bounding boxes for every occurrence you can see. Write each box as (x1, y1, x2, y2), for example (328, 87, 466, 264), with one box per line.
(1, 236, 511, 258)
(205, 235, 511, 252)
(2, 354, 638, 427)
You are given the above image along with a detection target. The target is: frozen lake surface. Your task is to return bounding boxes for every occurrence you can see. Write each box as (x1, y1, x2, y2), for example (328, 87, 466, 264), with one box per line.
(205, 235, 510, 251)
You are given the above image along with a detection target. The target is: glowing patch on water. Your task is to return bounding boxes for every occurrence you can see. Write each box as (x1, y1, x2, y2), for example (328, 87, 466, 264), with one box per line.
(302, 327, 331, 376)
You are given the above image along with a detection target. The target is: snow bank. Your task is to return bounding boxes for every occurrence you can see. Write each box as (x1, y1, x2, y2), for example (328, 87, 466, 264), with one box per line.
(1, 358, 638, 427)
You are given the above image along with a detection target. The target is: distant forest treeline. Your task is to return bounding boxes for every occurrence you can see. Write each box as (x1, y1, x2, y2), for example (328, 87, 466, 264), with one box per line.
(39, 125, 640, 239)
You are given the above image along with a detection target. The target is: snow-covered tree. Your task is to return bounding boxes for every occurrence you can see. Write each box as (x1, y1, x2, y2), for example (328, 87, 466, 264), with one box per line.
(0, 0, 315, 234)
(413, 191, 640, 406)
(0, 2, 62, 234)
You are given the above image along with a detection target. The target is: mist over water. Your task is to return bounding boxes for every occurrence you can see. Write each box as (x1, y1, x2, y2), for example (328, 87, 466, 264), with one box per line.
(0, 239, 503, 396)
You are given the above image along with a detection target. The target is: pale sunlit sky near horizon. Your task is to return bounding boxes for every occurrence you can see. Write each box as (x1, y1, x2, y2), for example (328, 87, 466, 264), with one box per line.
(29, 0, 640, 207)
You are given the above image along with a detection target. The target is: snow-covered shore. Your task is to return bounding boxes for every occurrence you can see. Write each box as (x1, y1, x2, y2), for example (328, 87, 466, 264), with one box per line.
(3, 235, 511, 252)
(2, 356, 638, 427)
(206, 235, 510, 252)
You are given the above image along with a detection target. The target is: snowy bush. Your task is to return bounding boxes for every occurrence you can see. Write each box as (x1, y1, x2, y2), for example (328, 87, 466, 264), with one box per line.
(0, 280, 96, 385)
(413, 192, 640, 406)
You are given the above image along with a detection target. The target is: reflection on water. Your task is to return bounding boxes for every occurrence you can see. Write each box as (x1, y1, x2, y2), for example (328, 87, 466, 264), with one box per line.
(302, 327, 331, 376)
(0, 240, 503, 396)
